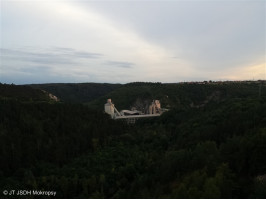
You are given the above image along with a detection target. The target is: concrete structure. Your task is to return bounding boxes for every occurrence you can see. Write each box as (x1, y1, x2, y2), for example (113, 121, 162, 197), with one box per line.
(148, 100, 161, 114)
(120, 110, 142, 116)
(104, 99, 122, 119)
(104, 99, 166, 123)
(104, 99, 115, 118)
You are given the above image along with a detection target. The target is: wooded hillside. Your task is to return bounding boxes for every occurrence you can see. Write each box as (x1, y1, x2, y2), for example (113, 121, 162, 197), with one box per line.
(0, 81, 265, 198)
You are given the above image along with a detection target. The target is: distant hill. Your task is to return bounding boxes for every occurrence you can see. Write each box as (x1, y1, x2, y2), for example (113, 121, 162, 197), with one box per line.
(0, 83, 51, 102)
(87, 81, 266, 111)
(28, 81, 265, 110)
(29, 83, 121, 103)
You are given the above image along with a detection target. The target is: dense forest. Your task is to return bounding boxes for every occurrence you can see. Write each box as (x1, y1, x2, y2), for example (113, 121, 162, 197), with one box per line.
(30, 83, 121, 103)
(0, 81, 266, 198)
(0, 84, 51, 102)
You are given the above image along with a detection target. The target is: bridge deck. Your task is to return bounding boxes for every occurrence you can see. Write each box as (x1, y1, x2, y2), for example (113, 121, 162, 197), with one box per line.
(114, 114, 160, 119)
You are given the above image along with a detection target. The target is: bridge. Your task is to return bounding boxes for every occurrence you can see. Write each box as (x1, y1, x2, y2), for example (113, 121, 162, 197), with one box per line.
(104, 99, 166, 123)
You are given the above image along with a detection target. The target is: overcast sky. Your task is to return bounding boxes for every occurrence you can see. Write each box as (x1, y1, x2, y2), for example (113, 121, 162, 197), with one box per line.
(0, 0, 265, 84)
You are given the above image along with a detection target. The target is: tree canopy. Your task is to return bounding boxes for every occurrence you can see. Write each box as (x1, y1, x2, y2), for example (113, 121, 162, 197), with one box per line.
(0, 81, 266, 198)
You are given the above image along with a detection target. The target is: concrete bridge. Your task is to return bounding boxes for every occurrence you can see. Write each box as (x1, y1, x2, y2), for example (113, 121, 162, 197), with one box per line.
(104, 99, 166, 123)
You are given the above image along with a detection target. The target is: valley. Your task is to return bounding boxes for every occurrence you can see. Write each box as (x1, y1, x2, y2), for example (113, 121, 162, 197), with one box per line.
(0, 81, 266, 198)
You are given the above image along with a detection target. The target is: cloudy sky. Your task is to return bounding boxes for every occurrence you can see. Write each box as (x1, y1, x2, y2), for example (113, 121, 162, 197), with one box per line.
(0, 0, 265, 84)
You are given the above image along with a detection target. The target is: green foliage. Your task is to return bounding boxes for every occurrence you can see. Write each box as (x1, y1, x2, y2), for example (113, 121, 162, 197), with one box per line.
(0, 82, 266, 198)
(87, 81, 265, 111)
(30, 83, 121, 103)
(0, 83, 50, 102)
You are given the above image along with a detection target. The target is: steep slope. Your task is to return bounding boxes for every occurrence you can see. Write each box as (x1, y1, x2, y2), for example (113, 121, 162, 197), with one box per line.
(87, 81, 265, 111)
(30, 83, 121, 103)
(0, 83, 51, 102)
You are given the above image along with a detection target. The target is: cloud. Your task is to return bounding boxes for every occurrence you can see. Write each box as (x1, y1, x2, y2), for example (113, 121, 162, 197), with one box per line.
(73, 51, 103, 59)
(0, 47, 103, 65)
(51, 47, 103, 58)
(85, 1, 265, 71)
(0, 46, 105, 84)
(217, 63, 266, 81)
(19, 66, 52, 74)
(105, 61, 134, 68)
(1, 0, 265, 84)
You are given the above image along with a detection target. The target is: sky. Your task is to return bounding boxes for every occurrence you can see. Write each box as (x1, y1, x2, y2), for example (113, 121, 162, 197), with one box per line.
(0, 0, 265, 84)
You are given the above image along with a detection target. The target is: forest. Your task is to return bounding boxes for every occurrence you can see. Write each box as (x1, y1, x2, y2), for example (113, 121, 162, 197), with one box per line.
(30, 83, 121, 103)
(0, 81, 266, 198)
